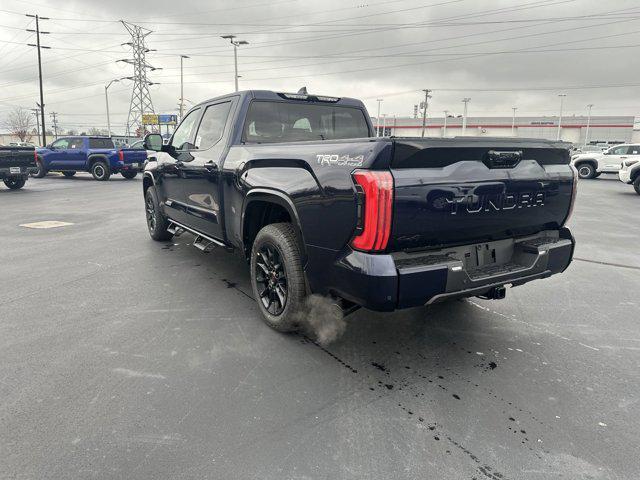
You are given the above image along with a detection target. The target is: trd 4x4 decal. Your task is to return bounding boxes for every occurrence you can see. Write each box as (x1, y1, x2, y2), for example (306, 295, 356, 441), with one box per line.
(316, 154, 364, 167)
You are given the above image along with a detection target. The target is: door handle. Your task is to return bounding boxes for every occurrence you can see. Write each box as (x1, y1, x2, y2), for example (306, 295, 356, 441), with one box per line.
(620, 156, 627, 159)
(204, 162, 218, 171)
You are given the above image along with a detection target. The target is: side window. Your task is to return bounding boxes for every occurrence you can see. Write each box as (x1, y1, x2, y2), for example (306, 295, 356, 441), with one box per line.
(69, 138, 84, 149)
(171, 109, 201, 150)
(610, 146, 628, 155)
(629, 146, 640, 155)
(195, 102, 232, 150)
(52, 139, 69, 149)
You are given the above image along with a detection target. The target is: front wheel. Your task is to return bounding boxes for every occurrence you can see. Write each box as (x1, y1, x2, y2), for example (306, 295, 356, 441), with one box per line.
(90, 161, 110, 181)
(121, 171, 138, 179)
(3, 177, 26, 190)
(634, 176, 640, 195)
(250, 223, 307, 332)
(576, 163, 596, 179)
(145, 187, 173, 241)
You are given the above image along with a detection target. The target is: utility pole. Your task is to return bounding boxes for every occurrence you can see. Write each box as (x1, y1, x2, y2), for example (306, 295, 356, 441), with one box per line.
(420, 89, 432, 138)
(584, 103, 594, 146)
(461, 98, 471, 135)
(443, 110, 449, 137)
(557, 93, 567, 141)
(511, 107, 517, 136)
(179, 54, 189, 120)
(221, 35, 248, 92)
(375, 99, 383, 137)
(31, 107, 41, 144)
(381, 114, 387, 137)
(26, 14, 49, 147)
(120, 21, 158, 137)
(49, 112, 59, 139)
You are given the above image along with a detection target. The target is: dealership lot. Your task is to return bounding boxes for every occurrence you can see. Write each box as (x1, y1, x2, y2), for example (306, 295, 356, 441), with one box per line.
(1, 174, 638, 479)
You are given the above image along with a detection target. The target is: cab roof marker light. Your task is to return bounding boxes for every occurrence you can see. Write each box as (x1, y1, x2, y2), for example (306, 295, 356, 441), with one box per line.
(315, 96, 340, 102)
(281, 93, 308, 100)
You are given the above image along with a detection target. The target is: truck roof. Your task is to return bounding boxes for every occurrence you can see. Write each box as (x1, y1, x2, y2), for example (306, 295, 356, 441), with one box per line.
(197, 90, 366, 108)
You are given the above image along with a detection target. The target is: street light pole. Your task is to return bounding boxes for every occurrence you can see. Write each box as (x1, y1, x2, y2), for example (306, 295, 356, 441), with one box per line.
(105, 77, 133, 138)
(179, 55, 189, 120)
(557, 93, 567, 141)
(221, 35, 248, 92)
(420, 89, 432, 138)
(442, 110, 448, 137)
(462, 98, 471, 135)
(375, 99, 383, 137)
(584, 103, 594, 146)
(511, 107, 517, 136)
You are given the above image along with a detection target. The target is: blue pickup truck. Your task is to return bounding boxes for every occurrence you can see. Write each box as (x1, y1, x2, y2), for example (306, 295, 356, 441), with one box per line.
(33, 136, 147, 181)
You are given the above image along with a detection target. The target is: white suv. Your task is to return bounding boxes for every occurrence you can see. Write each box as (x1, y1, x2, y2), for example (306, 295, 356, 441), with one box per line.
(619, 159, 640, 195)
(571, 144, 640, 179)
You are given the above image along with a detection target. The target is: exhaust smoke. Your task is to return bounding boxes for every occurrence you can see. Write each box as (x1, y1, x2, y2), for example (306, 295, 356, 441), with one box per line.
(296, 294, 347, 345)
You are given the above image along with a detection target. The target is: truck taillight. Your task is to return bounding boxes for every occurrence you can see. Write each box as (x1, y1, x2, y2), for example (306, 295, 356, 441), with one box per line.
(350, 170, 393, 252)
(563, 165, 578, 225)
(34, 150, 38, 162)
(118, 150, 124, 162)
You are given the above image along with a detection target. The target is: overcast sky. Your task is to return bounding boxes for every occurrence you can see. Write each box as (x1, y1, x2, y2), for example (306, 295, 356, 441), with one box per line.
(1, 0, 639, 134)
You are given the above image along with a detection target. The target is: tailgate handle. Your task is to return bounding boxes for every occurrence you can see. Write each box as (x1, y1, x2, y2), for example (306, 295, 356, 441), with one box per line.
(485, 150, 523, 169)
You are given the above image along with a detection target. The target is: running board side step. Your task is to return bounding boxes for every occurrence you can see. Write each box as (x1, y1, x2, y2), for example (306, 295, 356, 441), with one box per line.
(167, 220, 231, 252)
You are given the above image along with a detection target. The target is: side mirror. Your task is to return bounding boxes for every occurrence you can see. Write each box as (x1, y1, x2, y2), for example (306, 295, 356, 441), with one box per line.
(144, 133, 163, 152)
(603, 150, 610, 155)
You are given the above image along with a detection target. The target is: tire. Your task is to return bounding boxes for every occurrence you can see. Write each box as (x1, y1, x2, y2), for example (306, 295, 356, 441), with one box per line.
(62, 171, 76, 177)
(634, 176, 640, 195)
(250, 223, 307, 332)
(32, 159, 46, 178)
(576, 163, 596, 179)
(145, 187, 173, 241)
(3, 177, 26, 190)
(90, 161, 110, 181)
(121, 171, 138, 179)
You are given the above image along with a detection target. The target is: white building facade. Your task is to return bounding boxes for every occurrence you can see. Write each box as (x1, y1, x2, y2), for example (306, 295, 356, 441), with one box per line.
(372, 115, 636, 144)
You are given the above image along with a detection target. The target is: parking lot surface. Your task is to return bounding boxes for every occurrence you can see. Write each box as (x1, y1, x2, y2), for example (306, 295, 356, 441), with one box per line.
(1, 173, 639, 480)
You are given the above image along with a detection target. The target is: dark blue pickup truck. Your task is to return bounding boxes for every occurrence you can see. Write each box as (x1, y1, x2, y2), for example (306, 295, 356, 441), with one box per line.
(33, 136, 147, 181)
(141, 90, 577, 332)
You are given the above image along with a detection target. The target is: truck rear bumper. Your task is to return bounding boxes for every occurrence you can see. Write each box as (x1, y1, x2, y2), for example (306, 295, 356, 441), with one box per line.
(307, 228, 574, 312)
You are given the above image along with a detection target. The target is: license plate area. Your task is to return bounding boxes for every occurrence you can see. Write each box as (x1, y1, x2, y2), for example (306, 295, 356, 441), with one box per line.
(9, 167, 21, 174)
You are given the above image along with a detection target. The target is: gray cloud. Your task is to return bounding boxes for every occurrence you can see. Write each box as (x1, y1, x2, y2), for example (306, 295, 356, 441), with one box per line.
(1, 0, 638, 133)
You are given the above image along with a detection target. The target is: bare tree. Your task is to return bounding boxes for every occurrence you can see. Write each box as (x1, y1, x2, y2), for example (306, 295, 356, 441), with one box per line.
(3, 107, 34, 142)
(87, 127, 108, 136)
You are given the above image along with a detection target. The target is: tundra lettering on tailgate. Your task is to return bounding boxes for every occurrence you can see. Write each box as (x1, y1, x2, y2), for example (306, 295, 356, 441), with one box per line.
(444, 191, 546, 215)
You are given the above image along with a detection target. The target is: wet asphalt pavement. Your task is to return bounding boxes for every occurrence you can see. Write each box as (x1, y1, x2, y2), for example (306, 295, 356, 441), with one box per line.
(0, 173, 639, 480)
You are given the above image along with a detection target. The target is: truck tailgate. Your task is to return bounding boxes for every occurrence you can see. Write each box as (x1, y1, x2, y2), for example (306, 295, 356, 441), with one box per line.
(388, 138, 574, 251)
(0, 146, 36, 169)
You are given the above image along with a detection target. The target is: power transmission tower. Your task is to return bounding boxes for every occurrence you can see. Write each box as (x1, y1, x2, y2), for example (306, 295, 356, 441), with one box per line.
(50, 111, 59, 139)
(120, 21, 158, 137)
(26, 14, 49, 146)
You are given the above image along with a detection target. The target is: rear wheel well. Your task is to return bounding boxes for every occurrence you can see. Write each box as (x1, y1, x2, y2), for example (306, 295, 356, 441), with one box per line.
(243, 200, 295, 258)
(88, 155, 108, 168)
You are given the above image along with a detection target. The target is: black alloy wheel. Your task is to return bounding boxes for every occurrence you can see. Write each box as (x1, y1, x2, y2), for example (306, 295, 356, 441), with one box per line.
(254, 243, 288, 316)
